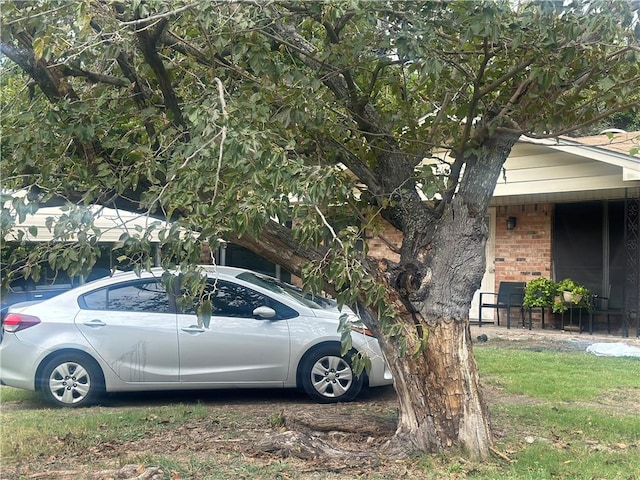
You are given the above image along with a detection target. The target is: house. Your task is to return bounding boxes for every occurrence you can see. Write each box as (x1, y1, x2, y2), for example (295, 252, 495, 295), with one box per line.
(485, 131, 639, 335)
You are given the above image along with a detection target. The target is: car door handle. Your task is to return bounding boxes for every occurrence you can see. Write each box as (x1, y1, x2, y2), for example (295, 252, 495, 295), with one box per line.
(83, 319, 107, 328)
(181, 325, 205, 334)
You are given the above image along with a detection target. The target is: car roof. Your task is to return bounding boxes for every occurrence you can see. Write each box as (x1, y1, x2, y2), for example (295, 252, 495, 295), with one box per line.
(83, 265, 261, 288)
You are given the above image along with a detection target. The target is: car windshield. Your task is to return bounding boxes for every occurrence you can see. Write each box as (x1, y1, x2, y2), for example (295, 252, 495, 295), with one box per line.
(236, 272, 336, 310)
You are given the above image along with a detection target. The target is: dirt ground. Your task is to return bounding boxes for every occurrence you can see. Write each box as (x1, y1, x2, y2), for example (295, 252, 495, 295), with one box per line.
(2, 325, 639, 480)
(470, 323, 640, 353)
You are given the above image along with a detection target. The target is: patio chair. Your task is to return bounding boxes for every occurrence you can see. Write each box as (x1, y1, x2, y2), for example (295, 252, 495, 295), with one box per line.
(478, 281, 526, 328)
(588, 291, 623, 334)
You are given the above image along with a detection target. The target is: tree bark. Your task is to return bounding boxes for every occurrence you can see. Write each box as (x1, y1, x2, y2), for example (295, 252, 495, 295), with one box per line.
(385, 320, 491, 456)
(229, 133, 519, 458)
(255, 430, 367, 461)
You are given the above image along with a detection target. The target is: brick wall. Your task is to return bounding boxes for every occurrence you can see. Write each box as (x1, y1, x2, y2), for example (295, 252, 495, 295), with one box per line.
(365, 221, 402, 263)
(494, 203, 553, 289)
(363, 207, 554, 287)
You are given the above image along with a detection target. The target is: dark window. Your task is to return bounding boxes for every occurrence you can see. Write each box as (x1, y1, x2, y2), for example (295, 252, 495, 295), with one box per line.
(82, 281, 170, 313)
(237, 271, 332, 309)
(211, 281, 267, 317)
(553, 201, 602, 291)
(553, 200, 625, 308)
(223, 244, 291, 281)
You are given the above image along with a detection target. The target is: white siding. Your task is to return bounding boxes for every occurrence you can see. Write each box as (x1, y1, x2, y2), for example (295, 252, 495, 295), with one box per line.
(5, 206, 165, 243)
(492, 142, 640, 205)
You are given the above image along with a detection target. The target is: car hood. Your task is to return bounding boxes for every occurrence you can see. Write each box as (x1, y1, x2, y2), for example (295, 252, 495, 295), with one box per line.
(312, 303, 360, 321)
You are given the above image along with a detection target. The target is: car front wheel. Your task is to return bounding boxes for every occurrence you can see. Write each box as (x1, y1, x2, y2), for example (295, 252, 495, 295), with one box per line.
(300, 345, 363, 403)
(40, 353, 104, 407)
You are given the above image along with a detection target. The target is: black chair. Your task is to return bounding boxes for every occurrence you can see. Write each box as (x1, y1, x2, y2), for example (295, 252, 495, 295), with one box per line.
(588, 294, 623, 335)
(478, 281, 526, 328)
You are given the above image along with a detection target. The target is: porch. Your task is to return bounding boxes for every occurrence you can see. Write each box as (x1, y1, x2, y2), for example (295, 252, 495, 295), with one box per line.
(474, 303, 639, 338)
(469, 323, 640, 349)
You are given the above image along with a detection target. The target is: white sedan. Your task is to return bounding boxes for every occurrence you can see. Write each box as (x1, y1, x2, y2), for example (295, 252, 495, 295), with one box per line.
(0, 266, 392, 407)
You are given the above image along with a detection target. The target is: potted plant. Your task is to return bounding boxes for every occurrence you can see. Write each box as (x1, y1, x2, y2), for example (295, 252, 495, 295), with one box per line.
(556, 278, 590, 307)
(523, 277, 557, 308)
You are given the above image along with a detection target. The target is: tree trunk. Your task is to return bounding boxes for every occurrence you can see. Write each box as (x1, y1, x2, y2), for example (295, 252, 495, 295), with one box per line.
(373, 133, 519, 458)
(235, 135, 518, 459)
(384, 320, 491, 457)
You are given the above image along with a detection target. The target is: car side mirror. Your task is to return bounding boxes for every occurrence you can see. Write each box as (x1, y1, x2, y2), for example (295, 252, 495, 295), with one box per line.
(253, 306, 276, 319)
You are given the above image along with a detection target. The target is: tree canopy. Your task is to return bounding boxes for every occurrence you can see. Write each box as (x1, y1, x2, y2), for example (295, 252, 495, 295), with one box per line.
(2, 0, 639, 457)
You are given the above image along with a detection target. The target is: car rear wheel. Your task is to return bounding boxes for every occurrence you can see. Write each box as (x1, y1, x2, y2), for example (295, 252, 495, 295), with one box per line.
(40, 353, 104, 407)
(300, 345, 363, 403)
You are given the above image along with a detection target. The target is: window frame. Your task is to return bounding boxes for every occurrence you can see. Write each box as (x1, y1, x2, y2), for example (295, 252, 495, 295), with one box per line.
(78, 279, 176, 314)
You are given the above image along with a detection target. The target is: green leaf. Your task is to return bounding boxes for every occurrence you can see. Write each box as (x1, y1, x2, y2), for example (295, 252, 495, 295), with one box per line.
(197, 300, 212, 329)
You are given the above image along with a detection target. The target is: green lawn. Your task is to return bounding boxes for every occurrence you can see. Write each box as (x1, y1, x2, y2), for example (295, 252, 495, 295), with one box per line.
(473, 346, 640, 480)
(1, 345, 639, 479)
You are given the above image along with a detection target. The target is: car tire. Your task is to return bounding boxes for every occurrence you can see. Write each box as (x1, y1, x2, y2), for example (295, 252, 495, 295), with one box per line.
(300, 344, 363, 403)
(39, 353, 104, 408)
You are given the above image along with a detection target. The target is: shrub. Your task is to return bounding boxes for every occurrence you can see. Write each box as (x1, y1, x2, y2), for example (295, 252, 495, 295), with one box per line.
(523, 277, 557, 308)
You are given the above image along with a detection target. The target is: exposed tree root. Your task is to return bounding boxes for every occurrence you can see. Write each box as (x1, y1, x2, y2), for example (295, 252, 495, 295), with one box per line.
(28, 464, 164, 480)
(284, 410, 396, 436)
(489, 446, 512, 462)
(255, 410, 403, 461)
(255, 430, 367, 460)
(89, 465, 164, 480)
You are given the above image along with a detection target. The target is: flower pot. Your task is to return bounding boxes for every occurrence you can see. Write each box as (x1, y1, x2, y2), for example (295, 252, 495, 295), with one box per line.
(563, 291, 582, 304)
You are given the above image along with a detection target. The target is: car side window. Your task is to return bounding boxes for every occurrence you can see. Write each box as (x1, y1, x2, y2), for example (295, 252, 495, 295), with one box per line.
(181, 280, 297, 319)
(210, 281, 268, 317)
(81, 281, 171, 313)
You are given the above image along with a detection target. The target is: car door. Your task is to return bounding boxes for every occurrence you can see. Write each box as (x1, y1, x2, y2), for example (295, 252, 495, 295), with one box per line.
(177, 279, 292, 384)
(74, 279, 179, 383)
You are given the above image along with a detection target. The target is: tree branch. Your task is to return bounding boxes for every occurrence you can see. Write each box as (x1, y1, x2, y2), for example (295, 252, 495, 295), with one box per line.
(263, 11, 433, 243)
(59, 65, 129, 87)
(117, 2, 199, 26)
(326, 137, 384, 197)
(160, 30, 215, 66)
(497, 101, 640, 139)
(89, 18, 161, 154)
(135, 18, 187, 130)
(228, 220, 329, 278)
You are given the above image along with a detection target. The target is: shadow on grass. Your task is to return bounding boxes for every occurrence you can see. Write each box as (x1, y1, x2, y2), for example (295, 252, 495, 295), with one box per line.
(1, 384, 397, 410)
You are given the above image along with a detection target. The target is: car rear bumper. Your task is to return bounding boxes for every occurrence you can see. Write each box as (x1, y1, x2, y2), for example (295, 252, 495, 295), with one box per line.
(0, 335, 42, 391)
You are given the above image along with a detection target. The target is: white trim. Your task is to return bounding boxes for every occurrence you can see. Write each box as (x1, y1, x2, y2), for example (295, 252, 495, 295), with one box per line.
(4, 205, 166, 243)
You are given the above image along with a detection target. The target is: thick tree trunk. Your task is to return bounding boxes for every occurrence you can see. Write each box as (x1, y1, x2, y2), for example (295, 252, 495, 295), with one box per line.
(383, 320, 491, 457)
(373, 133, 519, 458)
(236, 135, 519, 459)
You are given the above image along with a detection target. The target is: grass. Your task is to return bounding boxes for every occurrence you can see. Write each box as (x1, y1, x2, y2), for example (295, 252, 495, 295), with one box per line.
(475, 346, 640, 401)
(1, 344, 639, 479)
(1, 399, 211, 461)
(485, 404, 640, 479)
